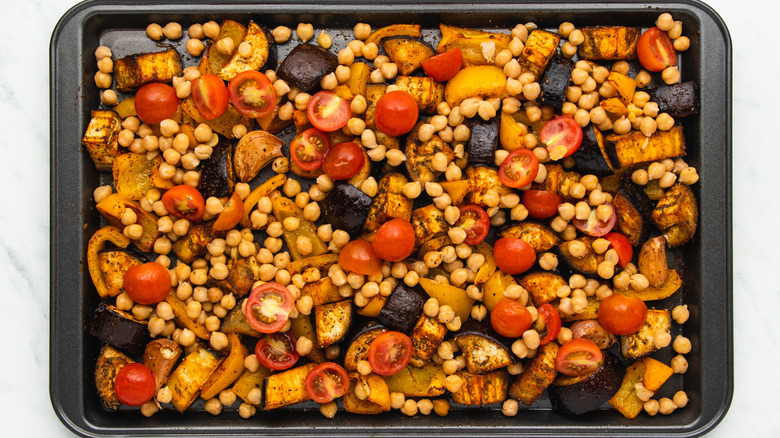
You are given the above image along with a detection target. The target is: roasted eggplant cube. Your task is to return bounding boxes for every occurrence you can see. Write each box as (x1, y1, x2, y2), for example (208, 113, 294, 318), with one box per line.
(499, 221, 561, 253)
(411, 204, 450, 247)
(94, 344, 134, 411)
(509, 342, 559, 405)
(172, 222, 214, 264)
(394, 75, 445, 114)
(314, 299, 353, 348)
(377, 283, 426, 333)
(90, 304, 151, 357)
(468, 116, 499, 166)
(320, 181, 372, 238)
(549, 352, 625, 415)
(344, 323, 387, 370)
(613, 182, 653, 246)
(276, 44, 338, 93)
(409, 315, 448, 367)
(210, 256, 262, 298)
(451, 369, 509, 406)
(554, 236, 605, 278)
(519, 271, 568, 307)
(383, 37, 435, 76)
(650, 81, 698, 117)
(539, 54, 574, 110)
(571, 125, 613, 176)
(652, 182, 699, 247)
(405, 126, 454, 184)
(454, 320, 514, 374)
(604, 126, 686, 170)
(363, 172, 413, 233)
(198, 139, 234, 198)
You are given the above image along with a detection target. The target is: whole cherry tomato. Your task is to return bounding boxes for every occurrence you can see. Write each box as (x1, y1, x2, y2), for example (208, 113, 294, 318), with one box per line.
(123, 262, 171, 305)
(228, 70, 277, 118)
(522, 190, 564, 220)
(368, 331, 413, 376)
(540, 116, 583, 160)
(372, 219, 415, 262)
(161, 185, 205, 222)
(490, 298, 533, 338)
(556, 338, 603, 377)
(134, 82, 179, 125)
(421, 48, 463, 82)
(322, 142, 364, 181)
(637, 27, 677, 72)
(598, 294, 648, 335)
(374, 90, 419, 136)
(114, 363, 156, 406)
(339, 239, 382, 276)
(191, 74, 229, 120)
(493, 237, 536, 275)
(305, 362, 350, 403)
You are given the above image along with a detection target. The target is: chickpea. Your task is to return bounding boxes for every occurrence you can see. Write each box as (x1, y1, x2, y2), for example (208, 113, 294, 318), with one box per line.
(674, 36, 691, 51)
(679, 167, 700, 185)
(672, 304, 690, 324)
(659, 397, 677, 415)
(671, 354, 689, 373)
(673, 391, 689, 408)
(662, 66, 681, 84)
(145, 23, 163, 40)
(654, 330, 672, 349)
(94, 71, 112, 89)
(644, 399, 660, 416)
(673, 335, 692, 354)
(100, 89, 119, 106)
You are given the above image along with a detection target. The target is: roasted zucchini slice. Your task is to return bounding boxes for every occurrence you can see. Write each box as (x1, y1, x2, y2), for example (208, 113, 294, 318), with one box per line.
(517, 30, 561, 80)
(405, 124, 454, 184)
(411, 204, 450, 248)
(394, 76, 445, 114)
(172, 222, 214, 264)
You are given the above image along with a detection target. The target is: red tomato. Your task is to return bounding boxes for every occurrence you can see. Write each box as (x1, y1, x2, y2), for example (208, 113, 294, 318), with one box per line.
(228, 70, 277, 118)
(191, 74, 229, 120)
(499, 148, 539, 188)
(244, 282, 295, 333)
(421, 48, 463, 82)
(290, 128, 330, 171)
(212, 192, 244, 231)
(374, 90, 419, 136)
(455, 205, 490, 245)
(536, 303, 562, 345)
(604, 232, 633, 268)
(338, 239, 382, 276)
(322, 142, 365, 180)
(161, 185, 205, 222)
(368, 331, 413, 376)
(598, 294, 648, 335)
(571, 202, 617, 237)
(114, 363, 156, 406)
(540, 116, 583, 160)
(123, 262, 171, 305)
(522, 190, 564, 220)
(637, 27, 677, 72)
(493, 237, 536, 275)
(255, 331, 300, 371)
(372, 219, 415, 262)
(134, 82, 179, 125)
(307, 91, 351, 132)
(490, 298, 533, 338)
(305, 362, 350, 403)
(556, 338, 604, 377)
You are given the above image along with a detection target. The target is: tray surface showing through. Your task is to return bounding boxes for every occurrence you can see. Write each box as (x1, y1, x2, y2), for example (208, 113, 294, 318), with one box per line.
(50, 1, 732, 436)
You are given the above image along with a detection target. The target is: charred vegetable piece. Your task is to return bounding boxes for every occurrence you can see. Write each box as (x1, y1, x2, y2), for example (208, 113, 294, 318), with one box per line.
(233, 130, 284, 183)
(82, 110, 121, 171)
(394, 76, 445, 114)
(612, 181, 653, 246)
(199, 138, 235, 198)
(200, 20, 247, 75)
(167, 345, 223, 412)
(468, 116, 499, 166)
(539, 53, 574, 110)
(95, 344, 134, 411)
(543, 164, 582, 200)
(517, 30, 561, 81)
(451, 369, 509, 406)
(444, 65, 508, 107)
(209, 256, 262, 298)
(405, 124, 454, 184)
(180, 98, 251, 138)
(652, 183, 699, 247)
(344, 322, 387, 371)
(619, 268, 682, 301)
(382, 37, 435, 75)
(383, 361, 446, 397)
(98, 248, 144, 298)
(96, 194, 161, 253)
(508, 341, 559, 405)
(553, 236, 605, 278)
(320, 181, 372, 238)
(409, 315, 448, 367)
(90, 304, 151, 356)
(365, 24, 422, 47)
(88, 226, 131, 299)
(343, 373, 390, 414)
(290, 313, 326, 363)
(377, 283, 426, 333)
(221, 301, 262, 337)
(650, 81, 698, 117)
(571, 125, 613, 176)
(314, 299, 353, 348)
(165, 292, 211, 340)
(114, 49, 182, 92)
(549, 352, 625, 415)
(569, 320, 617, 349)
(276, 44, 338, 93)
(454, 320, 514, 374)
(217, 22, 276, 81)
(172, 222, 213, 264)
(113, 153, 169, 200)
(263, 362, 317, 410)
(499, 221, 561, 253)
(363, 172, 413, 234)
(604, 126, 686, 170)
(465, 165, 512, 205)
(288, 254, 342, 305)
(519, 271, 568, 307)
(143, 339, 182, 392)
(577, 26, 640, 60)
(200, 332, 248, 400)
(620, 309, 671, 359)
(411, 204, 450, 248)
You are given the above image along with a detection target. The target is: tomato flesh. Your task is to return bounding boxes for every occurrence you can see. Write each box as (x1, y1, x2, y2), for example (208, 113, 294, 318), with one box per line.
(372, 219, 415, 262)
(368, 331, 413, 376)
(322, 142, 365, 180)
(212, 192, 244, 231)
(244, 282, 295, 333)
(374, 90, 419, 137)
(114, 363, 156, 406)
(162, 185, 205, 222)
(604, 232, 633, 268)
(339, 239, 382, 276)
(637, 27, 677, 72)
(493, 237, 536, 275)
(490, 298, 533, 338)
(422, 48, 463, 82)
(307, 91, 351, 132)
(571, 202, 617, 237)
(536, 303, 562, 345)
(499, 148, 539, 188)
(598, 294, 647, 335)
(290, 128, 330, 171)
(522, 190, 564, 220)
(228, 70, 277, 118)
(556, 338, 604, 377)
(134, 82, 179, 125)
(123, 262, 171, 305)
(255, 331, 299, 371)
(540, 116, 583, 160)
(305, 362, 350, 403)
(191, 74, 229, 120)
(455, 205, 490, 245)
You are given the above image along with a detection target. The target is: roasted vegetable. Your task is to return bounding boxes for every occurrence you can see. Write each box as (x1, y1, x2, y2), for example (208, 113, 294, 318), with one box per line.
(439, 179, 472, 206)
(500, 221, 561, 253)
(180, 97, 252, 139)
(554, 236, 605, 278)
(276, 44, 338, 93)
(143, 339, 182, 392)
(652, 183, 698, 247)
(113, 153, 170, 200)
(451, 369, 509, 406)
(217, 22, 276, 81)
(464, 165, 512, 205)
(481, 269, 519, 312)
(517, 30, 561, 80)
(405, 124, 454, 185)
(364, 84, 401, 150)
(346, 62, 371, 97)
(290, 313, 326, 363)
(571, 125, 613, 176)
(263, 362, 317, 410)
(271, 192, 328, 260)
(114, 49, 182, 92)
(314, 299, 353, 348)
(344, 322, 387, 370)
(95, 344, 134, 411)
(650, 81, 698, 117)
(569, 320, 617, 349)
(165, 292, 211, 340)
(544, 164, 582, 200)
(620, 309, 672, 359)
(363, 172, 413, 234)
(320, 181, 372, 238)
(199, 138, 235, 198)
(472, 241, 497, 285)
(87, 226, 131, 299)
(612, 181, 653, 246)
(200, 332, 248, 400)
(96, 194, 160, 252)
(410, 315, 448, 367)
(394, 75, 445, 114)
(200, 20, 247, 75)
(98, 248, 144, 298)
(418, 277, 475, 322)
(609, 357, 673, 419)
(221, 301, 262, 337)
(233, 130, 284, 183)
(168, 345, 223, 412)
(619, 268, 682, 301)
(210, 256, 262, 297)
(549, 352, 625, 415)
(508, 342, 559, 405)
(232, 365, 273, 404)
(343, 373, 391, 414)
(411, 204, 450, 247)
(604, 126, 686, 169)
(90, 304, 151, 356)
(577, 26, 640, 60)
(455, 320, 514, 374)
(82, 110, 121, 171)
(288, 254, 342, 305)
(240, 173, 287, 228)
(600, 97, 629, 120)
(607, 71, 637, 105)
(444, 65, 507, 107)
(519, 271, 568, 307)
(383, 37, 435, 75)
(539, 53, 574, 110)
(437, 24, 511, 67)
(378, 283, 426, 333)
(638, 236, 669, 287)
(365, 24, 422, 47)
(383, 361, 446, 397)
(172, 222, 213, 264)
(468, 116, 499, 166)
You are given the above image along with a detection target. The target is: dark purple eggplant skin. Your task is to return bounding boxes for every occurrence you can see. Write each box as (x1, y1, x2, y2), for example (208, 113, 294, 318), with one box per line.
(539, 53, 574, 110)
(320, 181, 372, 238)
(549, 352, 626, 415)
(198, 139, 234, 198)
(551, 243, 598, 279)
(571, 125, 612, 176)
(650, 81, 698, 117)
(468, 117, 499, 166)
(455, 319, 514, 354)
(259, 24, 278, 71)
(377, 283, 426, 333)
(347, 319, 387, 346)
(276, 44, 338, 93)
(91, 304, 152, 357)
(613, 181, 653, 247)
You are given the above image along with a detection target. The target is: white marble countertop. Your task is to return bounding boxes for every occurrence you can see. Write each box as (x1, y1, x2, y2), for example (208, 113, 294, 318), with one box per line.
(2, 0, 776, 435)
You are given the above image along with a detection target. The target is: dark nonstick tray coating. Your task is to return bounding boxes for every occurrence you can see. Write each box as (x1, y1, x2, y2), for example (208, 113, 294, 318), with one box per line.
(50, 1, 732, 436)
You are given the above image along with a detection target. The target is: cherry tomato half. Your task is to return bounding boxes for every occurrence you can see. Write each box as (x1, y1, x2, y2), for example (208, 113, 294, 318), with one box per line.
(522, 190, 564, 220)
(368, 331, 413, 376)
(322, 142, 365, 181)
(571, 202, 617, 237)
(493, 237, 536, 275)
(290, 128, 330, 171)
(339, 239, 382, 276)
(212, 192, 244, 232)
(374, 90, 419, 137)
(123, 262, 171, 305)
(114, 363, 156, 406)
(372, 219, 415, 262)
(228, 70, 277, 118)
(134, 82, 179, 125)
(161, 185, 205, 222)
(604, 232, 633, 268)
(499, 148, 539, 188)
(536, 303, 562, 345)
(490, 298, 533, 338)
(305, 362, 350, 403)
(255, 331, 300, 371)
(191, 74, 229, 120)
(556, 338, 604, 377)
(637, 27, 677, 72)
(307, 91, 351, 132)
(540, 116, 583, 160)
(244, 282, 295, 333)
(455, 205, 490, 245)
(421, 48, 463, 82)
(598, 294, 647, 335)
